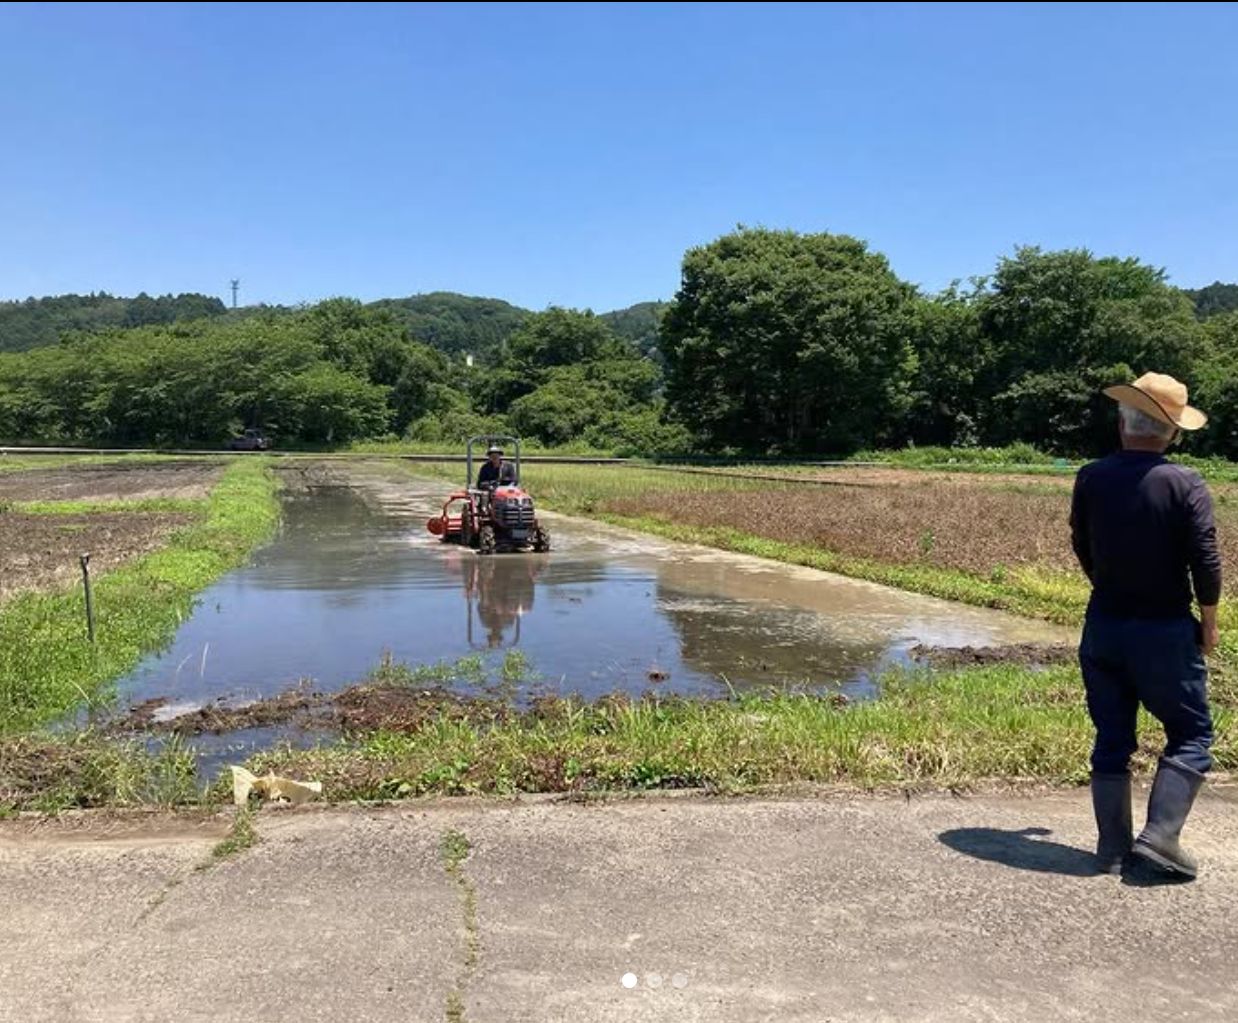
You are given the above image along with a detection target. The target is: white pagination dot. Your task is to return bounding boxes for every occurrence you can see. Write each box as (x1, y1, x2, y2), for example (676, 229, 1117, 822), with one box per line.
(647, 973, 664, 989)
(671, 973, 689, 989)
(621, 973, 638, 989)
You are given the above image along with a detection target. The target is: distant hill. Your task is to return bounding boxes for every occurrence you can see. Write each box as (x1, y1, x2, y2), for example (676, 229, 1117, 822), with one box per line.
(0, 287, 664, 360)
(370, 292, 666, 361)
(0, 292, 228, 352)
(600, 300, 668, 358)
(368, 292, 529, 359)
(1182, 281, 1238, 319)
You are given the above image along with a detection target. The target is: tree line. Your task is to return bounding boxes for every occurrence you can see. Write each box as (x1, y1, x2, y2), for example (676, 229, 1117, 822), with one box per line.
(0, 298, 674, 451)
(662, 230, 1238, 458)
(0, 292, 229, 353)
(1, 231, 1236, 457)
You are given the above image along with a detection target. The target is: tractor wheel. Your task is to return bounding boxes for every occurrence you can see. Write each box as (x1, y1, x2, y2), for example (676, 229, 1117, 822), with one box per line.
(478, 525, 497, 556)
(461, 507, 476, 548)
(532, 525, 551, 553)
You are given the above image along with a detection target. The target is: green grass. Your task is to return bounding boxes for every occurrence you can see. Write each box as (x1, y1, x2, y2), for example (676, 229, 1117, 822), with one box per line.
(0, 453, 186, 473)
(440, 827, 479, 1023)
(440, 827, 472, 871)
(0, 732, 199, 814)
(849, 443, 1064, 468)
(249, 664, 1235, 798)
(0, 458, 280, 733)
(5, 656, 1230, 812)
(10, 497, 204, 516)
(848, 445, 1238, 484)
(409, 459, 773, 509)
(369, 652, 490, 687)
(210, 807, 258, 862)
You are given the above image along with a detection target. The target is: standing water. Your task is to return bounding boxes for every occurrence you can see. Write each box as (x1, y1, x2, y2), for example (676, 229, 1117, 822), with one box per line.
(114, 471, 1070, 717)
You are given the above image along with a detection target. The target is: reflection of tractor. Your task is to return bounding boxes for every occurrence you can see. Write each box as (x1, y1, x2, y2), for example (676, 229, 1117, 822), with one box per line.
(460, 553, 543, 648)
(426, 435, 551, 555)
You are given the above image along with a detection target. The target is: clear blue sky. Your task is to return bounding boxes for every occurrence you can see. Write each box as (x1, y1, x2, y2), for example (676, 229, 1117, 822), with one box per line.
(2, 2, 1235, 311)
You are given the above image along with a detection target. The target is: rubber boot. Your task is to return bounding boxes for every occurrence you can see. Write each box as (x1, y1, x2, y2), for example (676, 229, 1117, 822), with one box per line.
(1132, 757, 1205, 879)
(1090, 772, 1132, 874)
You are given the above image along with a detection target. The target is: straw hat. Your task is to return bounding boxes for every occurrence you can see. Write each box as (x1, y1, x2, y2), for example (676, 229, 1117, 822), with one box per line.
(1103, 372, 1207, 431)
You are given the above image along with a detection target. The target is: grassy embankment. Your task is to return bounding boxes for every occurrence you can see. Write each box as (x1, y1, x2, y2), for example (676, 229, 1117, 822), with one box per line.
(0, 458, 279, 811)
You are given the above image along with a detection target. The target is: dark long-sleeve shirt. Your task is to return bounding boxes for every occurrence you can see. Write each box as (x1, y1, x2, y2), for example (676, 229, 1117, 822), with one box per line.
(477, 461, 501, 488)
(1070, 450, 1222, 618)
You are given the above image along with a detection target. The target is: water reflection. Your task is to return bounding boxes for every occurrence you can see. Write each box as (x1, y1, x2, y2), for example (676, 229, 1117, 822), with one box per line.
(459, 553, 543, 649)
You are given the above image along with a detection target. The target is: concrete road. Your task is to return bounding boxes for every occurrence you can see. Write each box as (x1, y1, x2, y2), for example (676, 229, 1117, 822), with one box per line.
(2, 788, 1236, 1023)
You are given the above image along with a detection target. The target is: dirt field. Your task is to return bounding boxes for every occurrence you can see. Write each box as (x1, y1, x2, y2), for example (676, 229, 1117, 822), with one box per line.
(0, 461, 225, 602)
(106, 681, 509, 741)
(609, 480, 1238, 594)
(0, 460, 222, 503)
(664, 464, 1081, 490)
(0, 511, 195, 603)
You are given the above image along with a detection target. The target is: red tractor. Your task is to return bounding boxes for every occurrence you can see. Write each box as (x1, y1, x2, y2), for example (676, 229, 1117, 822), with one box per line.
(426, 436, 551, 555)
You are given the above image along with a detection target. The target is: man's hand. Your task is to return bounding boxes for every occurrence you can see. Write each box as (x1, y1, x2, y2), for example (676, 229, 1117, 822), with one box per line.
(1200, 605, 1220, 656)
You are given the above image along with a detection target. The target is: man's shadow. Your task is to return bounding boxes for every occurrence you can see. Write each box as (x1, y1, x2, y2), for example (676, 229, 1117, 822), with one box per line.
(938, 826, 1098, 876)
(938, 826, 1193, 885)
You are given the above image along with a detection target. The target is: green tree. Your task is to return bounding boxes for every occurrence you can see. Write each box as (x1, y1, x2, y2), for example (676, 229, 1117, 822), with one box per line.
(975, 247, 1206, 454)
(661, 228, 917, 454)
(273, 364, 391, 444)
(474, 307, 652, 425)
(1192, 312, 1238, 459)
(905, 284, 986, 447)
(0, 291, 227, 352)
(507, 306, 623, 369)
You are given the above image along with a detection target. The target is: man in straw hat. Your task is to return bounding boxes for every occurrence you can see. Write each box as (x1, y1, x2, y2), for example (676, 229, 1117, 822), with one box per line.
(1070, 372, 1220, 879)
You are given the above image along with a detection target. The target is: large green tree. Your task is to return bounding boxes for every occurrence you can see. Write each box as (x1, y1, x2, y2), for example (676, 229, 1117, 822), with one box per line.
(661, 228, 917, 454)
(974, 247, 1206, 454)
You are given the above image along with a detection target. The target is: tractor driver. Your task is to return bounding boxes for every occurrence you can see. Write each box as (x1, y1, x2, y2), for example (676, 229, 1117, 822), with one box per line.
(477, 445, 513, 515)
(477, 445, 505, 489)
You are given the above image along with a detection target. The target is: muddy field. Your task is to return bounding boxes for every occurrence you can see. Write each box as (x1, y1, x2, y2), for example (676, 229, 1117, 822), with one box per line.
(0, 510, 195, 603)
(0, 460, 223, 502)
(908, 643, 1077, 669)
(0, 462, 222, 602)
(111, 681, 508, 738)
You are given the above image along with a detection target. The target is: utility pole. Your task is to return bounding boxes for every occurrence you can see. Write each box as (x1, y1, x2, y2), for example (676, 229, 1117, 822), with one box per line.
(230, 279, 240, 309)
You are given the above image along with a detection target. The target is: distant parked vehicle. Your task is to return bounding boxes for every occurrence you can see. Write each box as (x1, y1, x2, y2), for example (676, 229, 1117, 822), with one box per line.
(228, 428, 270, 451)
